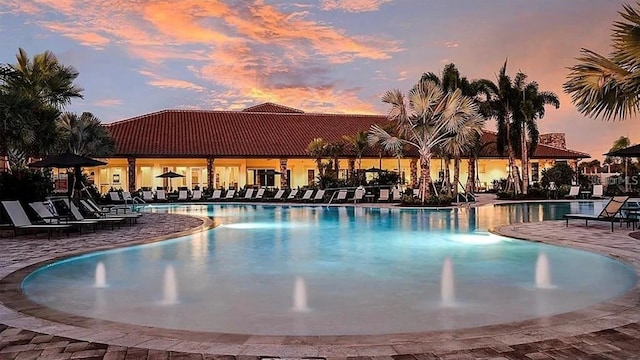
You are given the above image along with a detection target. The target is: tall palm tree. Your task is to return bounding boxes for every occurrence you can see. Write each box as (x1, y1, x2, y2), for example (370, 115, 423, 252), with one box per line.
(342, 131, 368, 172)
(369, 79, 482, 201)
(564, 3, 640, 120)
(325, 140, 345, 177)
(517, 77, 560, 193)
(422, 63, 491, 197)
(56, 112, 115, 156)
(306, 138, 328, 177)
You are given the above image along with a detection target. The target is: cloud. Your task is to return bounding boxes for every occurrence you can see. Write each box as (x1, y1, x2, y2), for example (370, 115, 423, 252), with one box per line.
(397, 70, 408, 81)
(320, 0, 392, 12)
(93, 99, 123, 107)
(444, 41, 459, 48)
(138, 70, 205, 91)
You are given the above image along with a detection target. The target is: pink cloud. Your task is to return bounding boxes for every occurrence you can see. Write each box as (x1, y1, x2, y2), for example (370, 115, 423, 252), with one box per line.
(321, 0, 392, 12)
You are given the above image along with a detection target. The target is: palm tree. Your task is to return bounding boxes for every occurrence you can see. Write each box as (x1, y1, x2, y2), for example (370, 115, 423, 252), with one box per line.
(517, 77, 560, 194)
(369, 79, 482, 201)
(564, 3, 640, 120)
(56, 112, 115, 156)
(325, 140, 345, 177)
(422, 64, 491, 197)
(306, 138, 328, 177)
(342, 131, 368, 172)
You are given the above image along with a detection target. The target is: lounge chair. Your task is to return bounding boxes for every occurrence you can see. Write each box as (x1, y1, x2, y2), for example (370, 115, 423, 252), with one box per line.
(1, 200, 72, 239)
(109, 191, 123, 203)
(254, 188, 265, 201)
(286, 189, 299, 201)
(177, 190, 189, 201)
(55, 199, 126, 229)
(142, 191, 154, 202)
(378, 189, 390, 202)
(243, 188, 254, 200)
(271, 189, 285, 201)
(564, 196, 637, 231)
(122, 192, 133, 203)
(207, 189, 222, 201)
(224, 189, 236, 200)
(564, 186, 580, 199)
(392, 188, 402, 202)
(592, 184, 604, 199)
(191, 190, 202, 201)
(80, 199, 141, 224)
(334, 190, 348, 203)
(29, 201, 98, 233)
(156, 189, 167, 202)
(312, 189, 326, 203)
(298, 190, 314, 202)
(350, 188, 365, 203)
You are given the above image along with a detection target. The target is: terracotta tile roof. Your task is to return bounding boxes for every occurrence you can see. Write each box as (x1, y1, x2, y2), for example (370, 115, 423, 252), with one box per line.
(479, 131, 591, 159)
(105, 104, 590, 159)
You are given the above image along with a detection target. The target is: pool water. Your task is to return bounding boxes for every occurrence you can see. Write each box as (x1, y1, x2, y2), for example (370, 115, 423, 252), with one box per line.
(22, 202, 636, 335)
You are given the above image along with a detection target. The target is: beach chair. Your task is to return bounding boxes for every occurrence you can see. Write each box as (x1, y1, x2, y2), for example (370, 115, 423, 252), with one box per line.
(29, 201, 98, 233)
(350, 188, 365, 203)
(243, 188, 254, 200)
(334, 190, 348, 203)
(109, 191, 123, 203)
(592, 184, 604, 199)
(1, 200, 72, 239)
(55, 198, 126, 230)
(142, 191, 154, 202)
(177, 190, 189, 201)
(255, 188, 265, 200)
(392, 188, 402, 202)
(209, 189, 222, 201)
(564, 196, 637, 231)
(122, 192, 133, 203)
(378, 189, 390, 202)
(286, 189, 299, 201)
(224, 189, 236, 200)
(312, 189, 326, 203)
(298, 189, 314, 202)
(271, 189, 285, 201)
(564, 186, 580, 199)
(80, 199, 142, 224)
(156, 189, 167, 202)
(191, 189, 202, 201)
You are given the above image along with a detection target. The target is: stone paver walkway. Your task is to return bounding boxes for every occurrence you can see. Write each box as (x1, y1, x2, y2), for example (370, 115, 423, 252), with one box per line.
(1, 204, 640, 359)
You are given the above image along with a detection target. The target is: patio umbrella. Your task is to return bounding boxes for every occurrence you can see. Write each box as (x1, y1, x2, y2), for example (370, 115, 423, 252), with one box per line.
(28, 152, 107, 200)
(604, 144, 640, 192)
(364, 167, 387, 173)
(156, 171, 185, 190)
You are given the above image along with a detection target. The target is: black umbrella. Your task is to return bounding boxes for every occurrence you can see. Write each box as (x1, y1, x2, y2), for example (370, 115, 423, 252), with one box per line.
(29, 152, 107, 199)
(364, 167, 387, 173)
(604, 144, 640, 157)
(156, 171, 185, 190)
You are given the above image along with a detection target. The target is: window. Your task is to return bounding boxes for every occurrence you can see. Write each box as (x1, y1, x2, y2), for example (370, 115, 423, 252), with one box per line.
(307, 169, 315, 185)
(531, 163, 539, 182)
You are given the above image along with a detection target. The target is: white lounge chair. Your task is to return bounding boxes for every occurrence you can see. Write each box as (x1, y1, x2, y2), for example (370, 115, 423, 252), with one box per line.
(255, 188, 265, 200)
(122, 192, 133, 202)
(55, 199, 125, 229)
(378, 189, 390, 202)
(334, 190, 348, 203)
(286, 189, 299, 200)
(313, 189, 326, 203)
(592, 184, 604, 199)
(243, 188, 254, 200)
(142, 191, 154, 202)
(1, 200, 72, 239)
(208, 189, 222, 201)
(271, 189, 285, 201)
(299, 190, 314, 202)
(224, 189, 236, 200)
(565, 186, 580, 199)
(350, 188, 365, 203)
(156, 189, 167, 202)
(191, 189, 202, 201)
(109, 191, 122, 203)
(392, 188, 402, 202)
(30, 201, 99, 231)
(177, 190, 189, 201)
(80, 199, 142, 223)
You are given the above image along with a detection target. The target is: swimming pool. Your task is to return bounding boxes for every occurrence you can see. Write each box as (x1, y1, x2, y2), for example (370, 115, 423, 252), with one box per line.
(22, 202, 637, 336)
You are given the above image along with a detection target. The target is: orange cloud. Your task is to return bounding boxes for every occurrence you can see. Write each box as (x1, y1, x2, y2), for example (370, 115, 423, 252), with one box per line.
(94, 99, 122, 107)
(321, 0, 392, 12)
(138, 70, 205, 91)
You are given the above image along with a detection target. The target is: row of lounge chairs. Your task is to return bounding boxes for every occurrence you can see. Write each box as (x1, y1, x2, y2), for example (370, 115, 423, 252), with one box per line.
(1, 198, 143, 239)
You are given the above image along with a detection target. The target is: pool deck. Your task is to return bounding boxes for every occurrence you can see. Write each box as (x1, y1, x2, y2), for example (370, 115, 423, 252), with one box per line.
(1, 199, 640, 359)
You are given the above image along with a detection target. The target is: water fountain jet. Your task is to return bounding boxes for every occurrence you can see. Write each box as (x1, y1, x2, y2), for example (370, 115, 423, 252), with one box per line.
(292, 276, 310, 312)
(535, 252, 554, 289)
(160, 264, 179, 305)
(94, 261, 107, 288)
(441, 256, 455, 306)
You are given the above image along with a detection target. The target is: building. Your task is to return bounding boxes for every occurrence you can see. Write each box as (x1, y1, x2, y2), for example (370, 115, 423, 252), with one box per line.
(88, 103, 590, 193)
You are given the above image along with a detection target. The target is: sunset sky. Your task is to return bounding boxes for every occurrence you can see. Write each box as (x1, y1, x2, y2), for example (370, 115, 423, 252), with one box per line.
(1, 0, 638, 161)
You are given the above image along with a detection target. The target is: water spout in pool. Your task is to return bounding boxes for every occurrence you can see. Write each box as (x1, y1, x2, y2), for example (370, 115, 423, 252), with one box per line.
(535, 252, 554, 289)
(94, 261, 107, 288)
(441, 256, 455, 306)
(292, 276, 309, 312)
(161, 264, 179, 305)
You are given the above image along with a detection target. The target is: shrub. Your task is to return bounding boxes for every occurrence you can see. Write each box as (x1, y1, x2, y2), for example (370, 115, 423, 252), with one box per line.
(0, 168, 54, 202)
(401, 194, 453, 207)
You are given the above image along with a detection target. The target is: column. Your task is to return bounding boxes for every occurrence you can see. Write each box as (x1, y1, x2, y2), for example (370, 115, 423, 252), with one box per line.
(348, 158, 355, 179)
(410, 158, 418, 188)
(207, 158, 215, 190)
(127, 157, 136, 193)
(279, 158, 288, 189)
